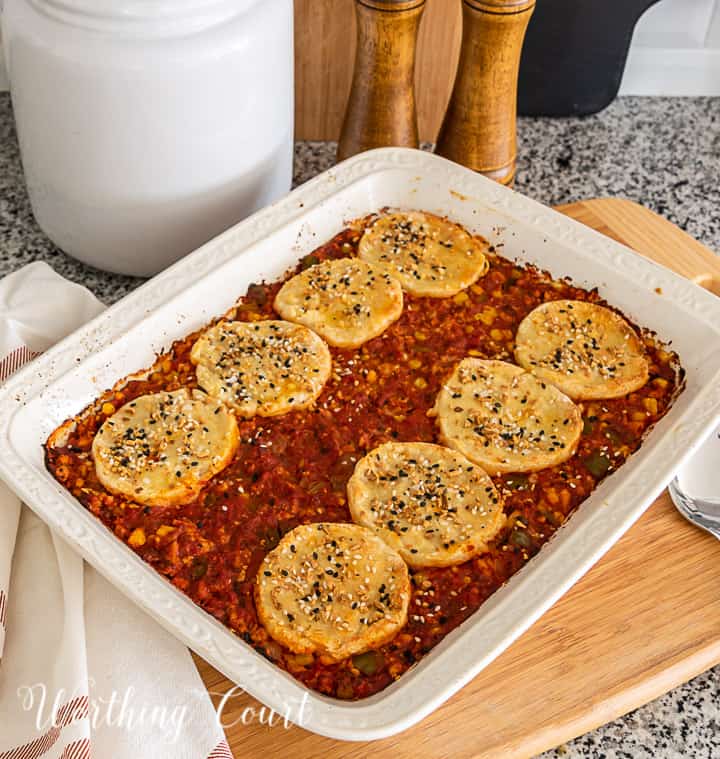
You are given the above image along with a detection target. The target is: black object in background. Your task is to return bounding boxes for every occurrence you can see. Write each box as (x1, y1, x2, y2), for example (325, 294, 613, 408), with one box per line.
(518, 0, 662, 117)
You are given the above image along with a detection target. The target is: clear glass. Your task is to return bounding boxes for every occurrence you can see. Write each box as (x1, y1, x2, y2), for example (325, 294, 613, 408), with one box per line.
(669, 421, 720, 539)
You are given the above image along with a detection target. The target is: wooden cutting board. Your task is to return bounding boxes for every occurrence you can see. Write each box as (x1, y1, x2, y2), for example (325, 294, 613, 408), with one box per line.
(194, 198, 720, 759)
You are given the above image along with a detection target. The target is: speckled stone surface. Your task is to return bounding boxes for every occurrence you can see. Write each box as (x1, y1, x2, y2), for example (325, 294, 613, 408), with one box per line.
(1, 92, 719, 756)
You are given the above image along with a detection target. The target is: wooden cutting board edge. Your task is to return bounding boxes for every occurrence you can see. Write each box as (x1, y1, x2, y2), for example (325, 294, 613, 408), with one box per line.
(513, 641, 720, 759)
(194, 197, 720, 759)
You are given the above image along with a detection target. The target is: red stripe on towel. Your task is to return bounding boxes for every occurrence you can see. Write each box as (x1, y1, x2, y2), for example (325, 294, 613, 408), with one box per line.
(58, 739, 90, 759)
(208, 739, 234, 759)
(0, 346, 40, 383)
(0, 696, 88, 759)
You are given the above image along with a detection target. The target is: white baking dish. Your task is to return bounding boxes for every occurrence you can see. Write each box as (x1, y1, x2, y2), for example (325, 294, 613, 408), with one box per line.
(1, 148, 719, 741)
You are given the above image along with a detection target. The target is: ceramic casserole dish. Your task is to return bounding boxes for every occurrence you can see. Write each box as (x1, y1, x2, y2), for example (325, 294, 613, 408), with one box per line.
(1, 148, 720, 740)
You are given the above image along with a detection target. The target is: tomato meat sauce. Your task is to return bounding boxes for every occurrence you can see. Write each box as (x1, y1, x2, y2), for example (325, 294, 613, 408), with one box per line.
(46, 223, 682, 700)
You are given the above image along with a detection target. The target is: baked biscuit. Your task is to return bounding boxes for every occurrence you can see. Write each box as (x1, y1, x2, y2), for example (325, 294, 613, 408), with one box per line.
(190, 320, 331, 418)
(358, 210, 490, 297)
(92, 389, 238, 507)
(514, 299, 649, 400)
(255, 522, 410, 660)
(431, 358, 582, 475)
(347, 442, 505, 568)
(274, 258, 403, 349)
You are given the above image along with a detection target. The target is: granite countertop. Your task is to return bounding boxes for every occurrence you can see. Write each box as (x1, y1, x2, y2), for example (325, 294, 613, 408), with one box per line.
(1, 92, 719, 757)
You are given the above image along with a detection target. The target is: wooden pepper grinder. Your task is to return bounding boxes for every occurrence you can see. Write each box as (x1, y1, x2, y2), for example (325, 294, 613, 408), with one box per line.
(337, 0, 426, 162)
(436, 0, 535, 186)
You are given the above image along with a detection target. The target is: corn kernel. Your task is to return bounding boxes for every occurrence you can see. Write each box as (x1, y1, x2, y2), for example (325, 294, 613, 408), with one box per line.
(289, 652, 314, 667)
(468, 349, 483, 357)
(156, 525, 175, 537)
(128, 528, 146, 548)
(408, 359, 422, 370)
(490, 328, 504, 341)
(414, 331, 427, 341)
(101, 402, 115, 416)
(477, 306, 497, 325)
(453, 291, 469, 305)
(414, 377, 428, 389)
(366, 369, 377, 383)
(643, 397, 658, 414)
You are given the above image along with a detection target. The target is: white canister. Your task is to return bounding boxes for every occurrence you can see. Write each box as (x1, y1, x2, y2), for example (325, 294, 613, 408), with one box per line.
(2, 0, 294, 276)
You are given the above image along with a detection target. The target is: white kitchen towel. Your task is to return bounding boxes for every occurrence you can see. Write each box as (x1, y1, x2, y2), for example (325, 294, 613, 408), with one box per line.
(0, 262, 233, 759)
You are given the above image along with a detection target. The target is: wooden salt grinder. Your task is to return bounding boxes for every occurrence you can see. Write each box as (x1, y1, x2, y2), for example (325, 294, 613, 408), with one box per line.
(337, 0, 426, 162)
(436, 0, 536, 186)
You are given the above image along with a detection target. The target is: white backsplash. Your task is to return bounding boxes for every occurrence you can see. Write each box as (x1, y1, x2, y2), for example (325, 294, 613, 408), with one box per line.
(619, 0, 720, 95)
(633, 0, 718, 48)
(0, 0, 718, 98)
(0, 0, 5, 91)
